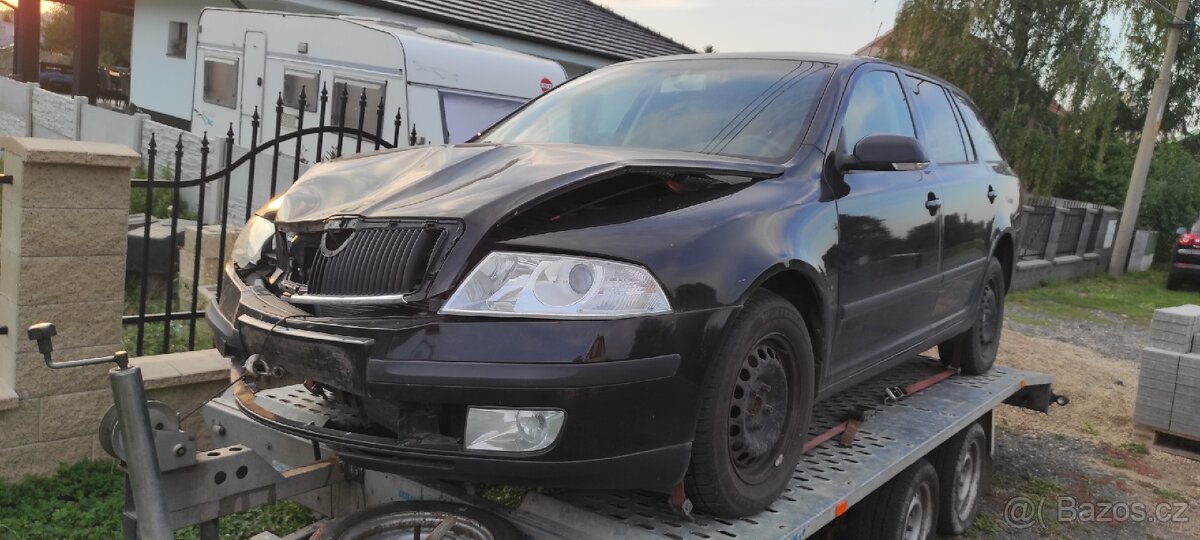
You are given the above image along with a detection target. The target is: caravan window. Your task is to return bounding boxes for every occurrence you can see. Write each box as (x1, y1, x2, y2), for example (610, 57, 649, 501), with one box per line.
(202, 58, 238, 109)
(332, 79, 385, 136)
(283, 71, 319, 112)
(440, 92, 524, 143)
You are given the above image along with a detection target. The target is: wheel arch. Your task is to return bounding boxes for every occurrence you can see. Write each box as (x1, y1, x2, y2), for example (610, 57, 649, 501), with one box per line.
(742, 263, 834, 391)
(991, 232, 1015, 294)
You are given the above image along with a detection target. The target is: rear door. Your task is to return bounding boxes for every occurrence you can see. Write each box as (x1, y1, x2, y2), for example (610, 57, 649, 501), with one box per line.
(831, 67, 942, 380)
(902, 75, 993, 325)
(239, 31, 267, 145)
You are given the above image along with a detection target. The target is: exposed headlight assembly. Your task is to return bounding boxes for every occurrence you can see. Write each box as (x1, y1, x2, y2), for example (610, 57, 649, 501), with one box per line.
(231, 215, 276, 269)
(440, 252, 671, 319)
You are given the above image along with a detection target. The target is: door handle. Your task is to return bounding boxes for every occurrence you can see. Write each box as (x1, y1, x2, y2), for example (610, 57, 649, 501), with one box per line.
(987, 185, 997, 204)
(925, 193, 942, 216)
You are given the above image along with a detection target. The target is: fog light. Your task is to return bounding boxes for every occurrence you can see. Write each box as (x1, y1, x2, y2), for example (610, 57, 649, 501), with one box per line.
(464, 408, 565, 452)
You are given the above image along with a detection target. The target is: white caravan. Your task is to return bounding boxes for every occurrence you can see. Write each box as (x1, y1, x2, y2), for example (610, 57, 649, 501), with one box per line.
(191, 8, 567, 154)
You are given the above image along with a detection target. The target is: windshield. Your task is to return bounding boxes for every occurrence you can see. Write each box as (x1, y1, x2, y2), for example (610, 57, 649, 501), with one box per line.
(480, 59, 833, 161)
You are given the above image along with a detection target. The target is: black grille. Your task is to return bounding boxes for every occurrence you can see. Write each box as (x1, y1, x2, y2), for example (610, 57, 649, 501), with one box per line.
(308, 226, 444, 296)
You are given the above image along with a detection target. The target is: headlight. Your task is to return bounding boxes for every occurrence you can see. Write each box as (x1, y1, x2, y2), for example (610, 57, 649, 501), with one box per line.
(464, 408, 565, 452)
(231, 215, 275, 269)
(440, 252, 671, 319)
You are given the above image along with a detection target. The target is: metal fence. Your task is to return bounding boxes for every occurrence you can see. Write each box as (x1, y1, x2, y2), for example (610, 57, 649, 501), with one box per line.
(125, 85, 416, 356)
(1019, 206, 1055, 260)
(1056, 208, 1086, 256)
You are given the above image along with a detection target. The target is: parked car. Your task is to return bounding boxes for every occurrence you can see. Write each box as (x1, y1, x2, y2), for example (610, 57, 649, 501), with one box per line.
(1167, 218, 1200, 289)
(210, 53, 1021, 518)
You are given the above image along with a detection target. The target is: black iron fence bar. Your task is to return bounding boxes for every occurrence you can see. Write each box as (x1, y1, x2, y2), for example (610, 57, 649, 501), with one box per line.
(355, 89, 368, 154)
(215, 125, 234, 300)
(132, 125, 397, 190)
(123, 311, 206, 325)
(134, 134, 158, 356)
(269, 94, 284, 196)
(294, 86, 307, 182)
(374, 98, 385, 151)
(409, 124, 418, 147)
(162, 135, 184, 353)
(188, 134, 210, 349)
(316, 84, 329, 164)
(243, 107, 260, 223)
(336, 87, 348, 158)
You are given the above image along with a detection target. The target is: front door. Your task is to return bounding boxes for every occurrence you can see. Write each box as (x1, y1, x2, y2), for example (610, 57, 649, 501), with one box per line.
(830, 68, 942, 381)
(239, 31, 267, 145)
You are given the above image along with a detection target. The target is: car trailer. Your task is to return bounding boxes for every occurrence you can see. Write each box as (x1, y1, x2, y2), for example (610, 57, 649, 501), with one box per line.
(26, 323, 1065, 540)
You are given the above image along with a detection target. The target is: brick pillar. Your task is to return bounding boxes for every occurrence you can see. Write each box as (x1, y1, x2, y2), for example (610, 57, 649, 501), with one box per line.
(0, 137, 140, 480)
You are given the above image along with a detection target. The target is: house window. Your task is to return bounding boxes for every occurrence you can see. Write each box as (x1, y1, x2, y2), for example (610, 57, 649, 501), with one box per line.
(202, 58, 238, 109)
(167, 22, 188, 58)
(331, 79, 385, 136)
(283, 71, 320, 112)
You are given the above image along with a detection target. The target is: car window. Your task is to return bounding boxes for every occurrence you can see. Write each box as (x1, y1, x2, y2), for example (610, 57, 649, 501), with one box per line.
(841, 70, 915, 151)
(953, 94, 1005, 163)
(480, 59, 833, 161)
(906, 77, 968, 163)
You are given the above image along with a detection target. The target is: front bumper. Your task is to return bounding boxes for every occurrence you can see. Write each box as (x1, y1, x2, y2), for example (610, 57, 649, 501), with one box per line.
(208, 265, 736, 491)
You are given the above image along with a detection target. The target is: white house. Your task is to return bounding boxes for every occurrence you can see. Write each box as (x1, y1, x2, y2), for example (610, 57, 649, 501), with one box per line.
(129, 0, 693, 127)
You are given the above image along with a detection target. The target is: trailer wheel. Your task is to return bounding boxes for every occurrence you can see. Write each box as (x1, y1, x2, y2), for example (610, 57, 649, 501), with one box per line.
(848, 459, 939, 540)
(938, 257, 1005, 375)
(310, 500, 522, 540)
(931, 422, 990, 535)
(686, 290, 815, 517)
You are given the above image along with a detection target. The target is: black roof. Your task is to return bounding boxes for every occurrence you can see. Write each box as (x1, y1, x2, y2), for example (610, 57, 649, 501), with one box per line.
(348, 0, 695, 61)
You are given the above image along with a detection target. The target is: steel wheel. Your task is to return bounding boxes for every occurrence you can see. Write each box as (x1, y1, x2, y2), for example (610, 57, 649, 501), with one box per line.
(977, 277, 999, 349)
(312, 501, 523, 540)
(728, 334, 792, 484)
(901, 482, 935, 540)
(952, 435, 984, 523)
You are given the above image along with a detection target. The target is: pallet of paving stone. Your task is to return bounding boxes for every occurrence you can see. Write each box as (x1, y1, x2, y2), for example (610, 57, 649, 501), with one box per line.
(1150, 305, 1200, 353)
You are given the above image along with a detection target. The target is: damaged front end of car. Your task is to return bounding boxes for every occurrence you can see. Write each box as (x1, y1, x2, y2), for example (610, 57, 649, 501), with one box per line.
(209, 143, 782, 489)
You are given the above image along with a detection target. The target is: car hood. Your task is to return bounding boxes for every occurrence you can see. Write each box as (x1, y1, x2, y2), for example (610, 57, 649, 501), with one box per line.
(273, 143, 785, 226)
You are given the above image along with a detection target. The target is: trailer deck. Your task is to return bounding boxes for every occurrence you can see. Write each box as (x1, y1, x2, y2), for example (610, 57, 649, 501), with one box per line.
(202, 356, 1054, 539)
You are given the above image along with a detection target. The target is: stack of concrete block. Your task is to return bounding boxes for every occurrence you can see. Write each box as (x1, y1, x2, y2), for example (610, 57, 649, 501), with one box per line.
(1148, 305, 1200, 352)
(1135, 305, 1200, 442)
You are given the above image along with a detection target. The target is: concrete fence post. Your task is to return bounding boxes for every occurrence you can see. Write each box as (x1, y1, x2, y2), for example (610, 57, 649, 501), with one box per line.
(1077, 209, 1098, 256)
(1042, 206, 1067, 261)
(0, 137, 140, 479)
(132, 113, 150, 157)
(23, 82, 36, 137)
(71, 96, 88, 141)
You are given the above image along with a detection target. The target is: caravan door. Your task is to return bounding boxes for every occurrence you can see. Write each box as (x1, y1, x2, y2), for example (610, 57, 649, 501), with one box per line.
(240, 32, 267, 144)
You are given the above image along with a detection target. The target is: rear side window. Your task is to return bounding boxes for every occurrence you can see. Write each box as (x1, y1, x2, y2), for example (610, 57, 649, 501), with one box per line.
(332, 79, 385, 136)
(841, 70, 915, 151)
(953, 94, 1005, 163)
(906, 77, 967, 163)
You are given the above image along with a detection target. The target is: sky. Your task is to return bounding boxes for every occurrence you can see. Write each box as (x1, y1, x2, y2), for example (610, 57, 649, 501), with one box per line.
(594, 0, 906, 55)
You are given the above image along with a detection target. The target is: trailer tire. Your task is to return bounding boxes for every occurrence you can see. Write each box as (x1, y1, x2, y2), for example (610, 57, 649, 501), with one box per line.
(931, 422, 990, 535)
(686, 290, 815, 518)
(310, 500, 522, 540)
(848, 459, 939, 540)
(939, 258, 1005, 375)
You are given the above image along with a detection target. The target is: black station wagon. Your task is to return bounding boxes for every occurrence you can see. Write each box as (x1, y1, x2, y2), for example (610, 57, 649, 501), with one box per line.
(210, 53, 1021, 518)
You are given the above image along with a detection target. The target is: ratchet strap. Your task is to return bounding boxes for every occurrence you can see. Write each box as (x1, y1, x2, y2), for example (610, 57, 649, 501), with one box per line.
(803, 368, 958, 454)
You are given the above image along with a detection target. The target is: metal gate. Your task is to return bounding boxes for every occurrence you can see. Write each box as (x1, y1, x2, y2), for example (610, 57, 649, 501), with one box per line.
(126, 85, 417, 356)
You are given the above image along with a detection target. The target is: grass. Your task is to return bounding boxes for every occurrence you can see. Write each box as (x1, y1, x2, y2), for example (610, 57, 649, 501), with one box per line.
(1009, 267, 1197, 326)
(1153, 487, 1188, 503)
(123, 272, 214, 357)
(0, 460, 312, 539)
(1024, 477, 1066, 497)
(969, 513, 1001, 535)
(1120, 442, 1150, 456)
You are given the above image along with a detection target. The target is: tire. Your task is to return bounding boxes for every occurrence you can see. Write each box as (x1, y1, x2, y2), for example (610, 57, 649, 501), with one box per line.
(1167, 272, 1183, 290)
(939, 258, 1005, 375)
(685, 290, 815, 517)
(847, 459, 940, 540)
(310, 501, 523, 540)
(930, 422, 991, 535)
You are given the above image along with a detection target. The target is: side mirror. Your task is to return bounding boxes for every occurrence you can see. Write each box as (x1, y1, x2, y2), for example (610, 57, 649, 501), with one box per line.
(1177, 227, 1188, 235)
(841, 134, 930, 172)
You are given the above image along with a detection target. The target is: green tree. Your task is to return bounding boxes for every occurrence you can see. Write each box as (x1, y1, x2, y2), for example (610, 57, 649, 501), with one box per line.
(41, 5, 133, 67)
